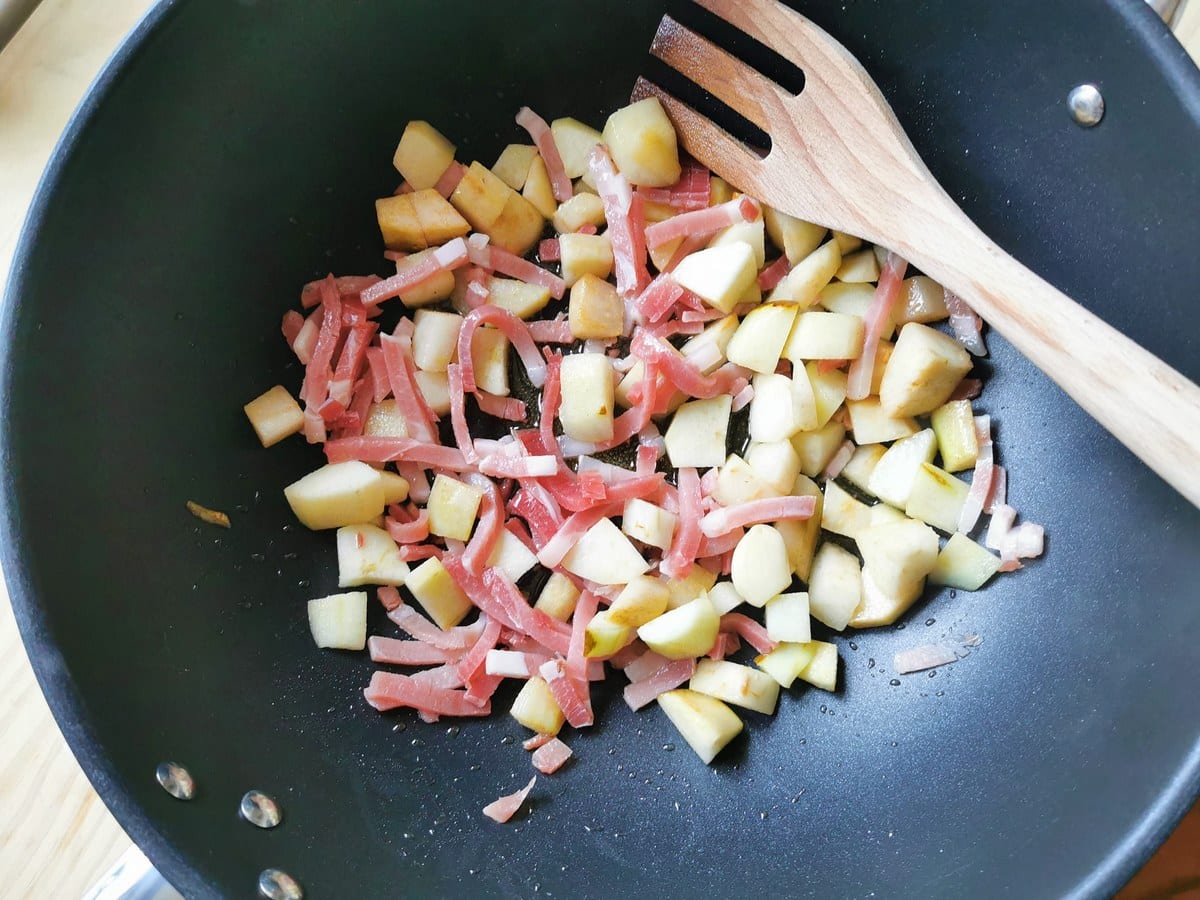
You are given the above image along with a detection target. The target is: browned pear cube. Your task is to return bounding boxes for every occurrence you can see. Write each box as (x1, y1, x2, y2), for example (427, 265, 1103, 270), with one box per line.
(409, 189, 469, 245)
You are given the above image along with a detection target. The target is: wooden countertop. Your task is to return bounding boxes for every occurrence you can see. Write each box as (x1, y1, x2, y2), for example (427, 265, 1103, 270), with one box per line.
(1, 2, 1197, 896)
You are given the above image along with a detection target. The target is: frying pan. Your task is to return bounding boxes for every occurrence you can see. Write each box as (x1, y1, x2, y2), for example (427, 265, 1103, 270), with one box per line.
(3, 0, 1198, 897)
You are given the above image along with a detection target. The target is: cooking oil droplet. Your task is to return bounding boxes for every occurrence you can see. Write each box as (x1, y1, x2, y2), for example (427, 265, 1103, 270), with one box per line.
(155, 762, 194, 800)
(925, 618, 936, 627)
(258, 868, 303, 900)
(500, 735, 515, 745)
(296, 579, 310, 589)
(445, 726, 460, 738)
(936, 691, 945, 697)
(928, 670, 937, 678)
(867, 658, 876, 669)
(240, 790, 282, 829)
(848, 641, 858, 651)
(410, 738, 422, 747)
(662, 743, 675, 752)
(392, 722, 407, 733)
(889, 678, 901, 686)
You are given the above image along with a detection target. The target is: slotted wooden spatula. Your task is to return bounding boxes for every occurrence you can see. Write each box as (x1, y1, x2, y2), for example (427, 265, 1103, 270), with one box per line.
(638, 0, 1200, 507)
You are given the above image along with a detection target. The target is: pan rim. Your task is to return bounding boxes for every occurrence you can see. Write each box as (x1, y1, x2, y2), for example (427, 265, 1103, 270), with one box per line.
(1, 1, 1197, 897)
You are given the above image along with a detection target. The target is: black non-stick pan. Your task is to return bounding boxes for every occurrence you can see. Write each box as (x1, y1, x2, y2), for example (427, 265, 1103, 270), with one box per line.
(4, 1, 1198, 897)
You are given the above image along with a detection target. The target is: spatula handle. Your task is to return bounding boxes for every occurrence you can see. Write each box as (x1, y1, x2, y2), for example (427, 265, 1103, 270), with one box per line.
(905, 214, 1200, 508)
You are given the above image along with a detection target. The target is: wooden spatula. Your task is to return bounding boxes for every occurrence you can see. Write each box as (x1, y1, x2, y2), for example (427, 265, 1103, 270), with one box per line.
(637, 0, 1200, 507)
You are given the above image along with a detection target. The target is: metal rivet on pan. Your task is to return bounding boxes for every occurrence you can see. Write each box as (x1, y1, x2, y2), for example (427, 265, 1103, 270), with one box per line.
(240, 790, 282, 829)
(1067, 83, 1105, 127)
(155, 762, 195, 800)
(258, 868, 304, 900)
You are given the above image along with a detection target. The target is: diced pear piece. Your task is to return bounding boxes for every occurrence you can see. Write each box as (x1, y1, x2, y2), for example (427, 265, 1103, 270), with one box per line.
(244, 385, 304, 447)
(307, 591, 368, 650)
(896, 276, 949, 324)
(562, 518, 649, 585)
(709, 218, 766, 268)
(755, 641, 817, 688)
(621, 498, 678, 551)
(820, 282, 896, 340)
(511, 676, 565, 735)
(931, 400, 979, 473)
(690, 659, 780, 715)
(856, 519, 939, 599)
(602, 97, 681, 187)
(336, 524, 410, 587)
(808, 542, 863, 630)
(285, 461, 386, 531)
(522, 154, 557, 218)
(789, 363, 821, 433)
(726, 302, 800, 373)
(930, 533, 1002, 590)
(783, 311, 865, 361)
(451, 161, 542, 255)
(836, 249, 880, 283)
(764, 592, 812, 644)
(608, 576, 671, 628)
(848, 566, 924, 628)
(427, 474, 483, 541)
(583, 610, 634, 657)
(707, 582, 745, 615)
(488, 276, 551, 320)
(869, 503, 908, 527)
(821, 479, 873, 540)
(414, 370, 451, 415)
(749, 373, 803, 442)
(470, 326, 510, 396)
(798, 641, 839, 691)
(637, 594, 720, 659)
(393, 121, 455, 190)
(364, 400, 409, 439)
(730, 524, 793, 607)
(840, 444, 885, 493)
(768, 240, 842, 306)
(709, 176, 734, 206)
(665, 564, 719, 610)
(559, 233, 614, 286)
(559, 352, 615, 443)
(776, 474, 822, 581)
(648, 235, 684, 271)
(405, 557, 472, 629)
(880, 322, 973, 417)
(845, 397, 919, 444)
(804, 362, 847, 428)
(486, 528, 538, 582)
(412, 309, 463, 373)
(905, 463, 970, 533)
(664, 395, 732, 469)
(395, 249, 457, 308)
(550, 117, 603, 178)
(831, 230, 862, 253)
(376, 191, 470, 252)
(379, 471, 410, 505)
(867, 428, 938, 507)
(682, 314, 740, 373)
(672, 242, 758, 313)
(791, 421, 846, 478)
(569, 274, 623, 339)
(657, 689, 743, 765)
(762, 206, 826, 264)
(492, 143, 537, 190)
(745, 440, 802, 495)
(553, 192, 606, 233)
(534, 571, 581, 622)
(712, 453, 779, 506)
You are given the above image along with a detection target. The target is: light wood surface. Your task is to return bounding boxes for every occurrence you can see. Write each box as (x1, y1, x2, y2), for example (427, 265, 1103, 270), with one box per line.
(0, 2, 1197, 897)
